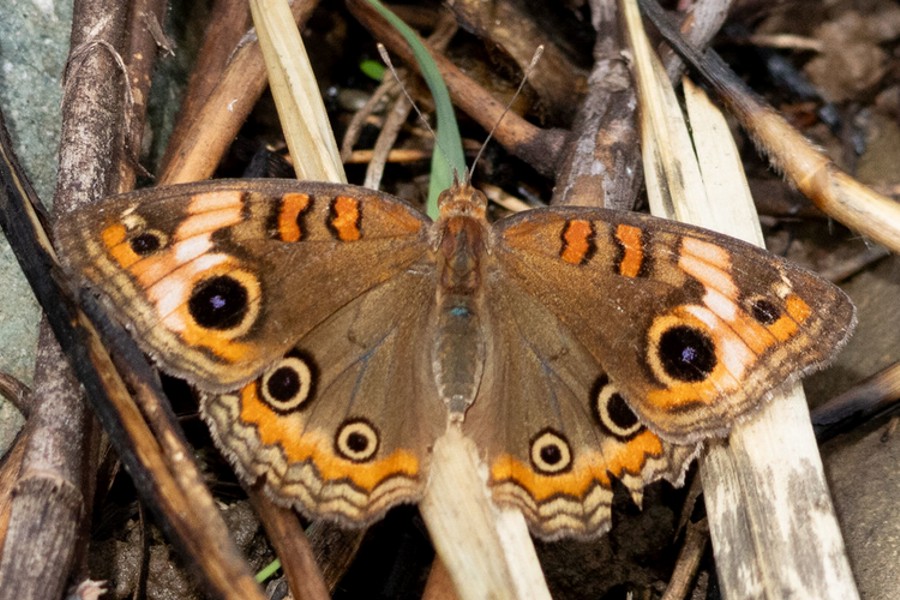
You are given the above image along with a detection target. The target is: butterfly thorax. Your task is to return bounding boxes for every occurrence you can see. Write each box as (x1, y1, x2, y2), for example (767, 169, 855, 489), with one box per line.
(431, 183, 490, 419)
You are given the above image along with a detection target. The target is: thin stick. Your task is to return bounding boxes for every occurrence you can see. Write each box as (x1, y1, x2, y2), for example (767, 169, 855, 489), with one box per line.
(467, 45, 544, 182)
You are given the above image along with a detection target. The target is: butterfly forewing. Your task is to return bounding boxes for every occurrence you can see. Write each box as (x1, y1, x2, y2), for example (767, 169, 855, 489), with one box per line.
(492, 207, 856, 443)
(55, 180, 433, 392)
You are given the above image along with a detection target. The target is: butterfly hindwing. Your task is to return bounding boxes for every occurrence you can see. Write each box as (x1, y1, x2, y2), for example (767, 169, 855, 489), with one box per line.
(465, 272, 700, 539)
(201, 259, 446, 524)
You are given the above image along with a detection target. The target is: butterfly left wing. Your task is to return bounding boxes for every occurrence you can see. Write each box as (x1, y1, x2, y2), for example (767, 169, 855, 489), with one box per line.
(54, 179, 433, 392)
(55, 179, 448, 524)
(202, 266, 446, 525)
(490, 207, 855, 444)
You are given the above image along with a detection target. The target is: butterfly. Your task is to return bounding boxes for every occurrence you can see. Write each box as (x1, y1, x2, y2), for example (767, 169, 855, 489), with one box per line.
(54, 177, 855, 539)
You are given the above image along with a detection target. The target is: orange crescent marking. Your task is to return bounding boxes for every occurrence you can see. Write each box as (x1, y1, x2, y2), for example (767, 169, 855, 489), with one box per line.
(490, 431, 663, 501)
(330, 196, 361, 241)
(560, 220, 593, 265)
(277, 193, 311, 242)
(174, 313, 257, 361)
(646, 371, 739, 410)
(767, 294, 811, 341)
(102, 223, 141, 269)
(615, 224, 644, 278)
(239, 384, 419, 491)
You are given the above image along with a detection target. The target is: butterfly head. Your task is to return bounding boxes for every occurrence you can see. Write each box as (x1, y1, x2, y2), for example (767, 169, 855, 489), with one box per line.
(437, 179, 488, 221)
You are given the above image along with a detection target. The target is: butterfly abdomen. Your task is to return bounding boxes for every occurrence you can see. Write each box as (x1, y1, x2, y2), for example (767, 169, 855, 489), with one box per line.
(432, 297, 486, 417)
(432, 213, 491, 417)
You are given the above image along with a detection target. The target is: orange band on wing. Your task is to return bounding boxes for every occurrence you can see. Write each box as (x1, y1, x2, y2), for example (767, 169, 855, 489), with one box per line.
(615, 224, 644, 278)
(239, 384, 419, 491)
(328, 196, 362, 241)
(102, 223, 141, 269)
(560, 220, 595, 265)
(276, 193, 312, 242)
(491, 430, 663, 501)
(767, 294, 811, 341)
(176, 325, 257, 362)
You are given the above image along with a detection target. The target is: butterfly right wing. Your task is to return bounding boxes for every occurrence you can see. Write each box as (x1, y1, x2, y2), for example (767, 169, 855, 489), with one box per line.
(489, 206, 855, 443)
(464, 273, 701, 540)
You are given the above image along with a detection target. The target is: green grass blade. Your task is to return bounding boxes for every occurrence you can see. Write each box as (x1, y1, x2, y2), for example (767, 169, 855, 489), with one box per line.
(254, 558, 281, 583)
(366, 0, 465, 217)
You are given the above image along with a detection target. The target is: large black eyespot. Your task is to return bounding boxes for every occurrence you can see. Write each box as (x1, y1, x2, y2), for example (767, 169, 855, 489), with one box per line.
(260, 353, 315, 413)
(606, 394, 638, 431)
(750, 298, 781, 325)
(129, 231, 163, 255)
(268, 367, 299, 400)
(593, 376, 643, 439)
(529, 429, 573, 475)
(657, 325, 717, 382)
(188, 275, 249, 330)
(335, 419, 380, 463)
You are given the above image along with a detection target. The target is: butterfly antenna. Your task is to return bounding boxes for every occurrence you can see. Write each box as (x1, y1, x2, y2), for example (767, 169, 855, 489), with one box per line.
(466, 45, 544, 183)
(376, 44, 457, 180)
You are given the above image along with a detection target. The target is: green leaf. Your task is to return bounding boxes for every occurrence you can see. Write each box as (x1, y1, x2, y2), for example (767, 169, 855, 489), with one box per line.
(366, 0, 466, 218)
(359, 58, 386, 81)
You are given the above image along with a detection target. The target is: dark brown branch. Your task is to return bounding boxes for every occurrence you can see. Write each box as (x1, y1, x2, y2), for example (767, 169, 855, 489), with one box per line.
(347, 0, 568, 179)
(812, 361, 900, 442)
(0, 0, 130, 596)
(118, 0, 171, 191)
(157, 0, 253, 177)
(552, 0, 642, 209)
(248, 487, 330, 600)
(159, 0, 319, 184)
(446, 0, 588, 123)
